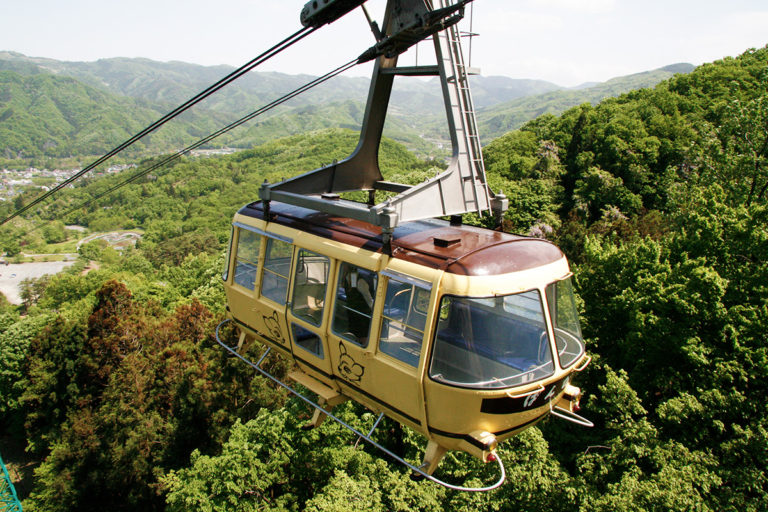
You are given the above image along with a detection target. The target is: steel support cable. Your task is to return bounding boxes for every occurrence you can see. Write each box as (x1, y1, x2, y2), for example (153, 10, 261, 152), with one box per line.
(48, 59, 360, 223)
(0, 25, 317, 226)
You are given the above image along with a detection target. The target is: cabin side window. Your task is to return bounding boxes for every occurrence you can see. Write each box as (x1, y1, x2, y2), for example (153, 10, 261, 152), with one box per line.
(429, 291, 555, 389)
(291, 323, 325, 358)
(233, 228, 261, 290)
(378, 276, 429, 367)
(332, 262, 377, 348)
(291, 249, 330, 327)
(261, 238, 292, 303)
(545, 276, 585, 369)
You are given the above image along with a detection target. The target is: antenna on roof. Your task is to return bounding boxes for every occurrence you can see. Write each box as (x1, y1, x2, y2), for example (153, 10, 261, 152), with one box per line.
(461, 1, 479, 71)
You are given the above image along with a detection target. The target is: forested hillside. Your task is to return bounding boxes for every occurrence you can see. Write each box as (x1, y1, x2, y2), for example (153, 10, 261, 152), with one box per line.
(0, 70, 234, 163)
(0, 51, 690, 166)
(0, 52, 561, 112)
(1, 44, 767, 511)
(476, 63, 695, 140)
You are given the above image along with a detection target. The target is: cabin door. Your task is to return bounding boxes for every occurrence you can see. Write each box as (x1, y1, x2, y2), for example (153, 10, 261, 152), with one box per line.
(327, 263, 429, 431)
(249, 234, 294, 353)
(286, 247, 335, 383)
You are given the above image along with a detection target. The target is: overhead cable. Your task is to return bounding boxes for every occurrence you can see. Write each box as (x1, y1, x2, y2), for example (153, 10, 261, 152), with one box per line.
(1, 25, 317, 226)
(51, 59, 360, 221)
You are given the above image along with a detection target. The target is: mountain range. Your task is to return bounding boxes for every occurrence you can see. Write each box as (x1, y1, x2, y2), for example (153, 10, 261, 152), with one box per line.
(0, 51, 694, 163)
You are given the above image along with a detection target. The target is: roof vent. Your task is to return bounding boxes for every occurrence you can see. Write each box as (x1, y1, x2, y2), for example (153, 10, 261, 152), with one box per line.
(434, 237, 461, 248)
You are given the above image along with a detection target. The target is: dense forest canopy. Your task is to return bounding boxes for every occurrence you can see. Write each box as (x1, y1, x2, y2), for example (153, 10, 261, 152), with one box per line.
(0, 44, 767, 511)
(474, 64, 696, 141)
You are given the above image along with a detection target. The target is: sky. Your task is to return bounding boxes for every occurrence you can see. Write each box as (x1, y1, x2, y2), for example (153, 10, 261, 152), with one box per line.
(1, 0, 766, 87)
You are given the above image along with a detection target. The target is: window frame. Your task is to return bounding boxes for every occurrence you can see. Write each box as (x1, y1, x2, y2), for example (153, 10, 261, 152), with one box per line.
(222, 226, 234, 282)
(377, 270, 432, 367)
(259, 232, 294, 305)
(290, 248, 331, 328)
(231, 223, 264, 291)
(428, 289, 555, 390)
(331, 262, 378, 348)
(545, 275, 586, 370)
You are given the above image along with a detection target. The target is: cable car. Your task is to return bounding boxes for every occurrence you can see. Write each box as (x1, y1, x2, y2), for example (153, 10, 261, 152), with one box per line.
(218, 0, 592, 486)
(222, 200, 591, 476)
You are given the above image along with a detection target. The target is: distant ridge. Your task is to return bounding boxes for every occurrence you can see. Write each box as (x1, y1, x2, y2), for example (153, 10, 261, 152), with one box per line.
(0, 52, 562, 116)
(0, 51, 695, 163)
(569, 81, 600, 90)
(476, 63, 695, 140)
(0, 69, 234, 161)
(660, 62, 696, 73)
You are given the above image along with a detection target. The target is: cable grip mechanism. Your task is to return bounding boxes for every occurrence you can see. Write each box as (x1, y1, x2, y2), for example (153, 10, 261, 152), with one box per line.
(301, 0, 369, 28)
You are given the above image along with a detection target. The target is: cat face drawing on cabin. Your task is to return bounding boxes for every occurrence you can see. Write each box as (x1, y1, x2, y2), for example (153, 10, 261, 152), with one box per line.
(262, 311, 284, 344)
(337, 342, 364, 382)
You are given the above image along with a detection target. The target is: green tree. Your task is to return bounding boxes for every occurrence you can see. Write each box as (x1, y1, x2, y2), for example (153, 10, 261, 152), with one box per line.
(22, 281, 267, 511)
(41, 221, 67, 244)
(19, 275, 52, 311)
(576, 368, 721, 512)
(717, 77, 768, 206)
(77, 239, 107, 261)
(0, 313, 54, 437)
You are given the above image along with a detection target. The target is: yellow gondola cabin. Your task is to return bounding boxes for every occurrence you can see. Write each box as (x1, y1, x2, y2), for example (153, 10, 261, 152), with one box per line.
(222, 200, 590, 475)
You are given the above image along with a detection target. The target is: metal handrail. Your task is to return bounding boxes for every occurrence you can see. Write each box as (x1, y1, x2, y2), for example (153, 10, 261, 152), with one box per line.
(574, 355, 592, 372)
(549, 405, 594, 428)
(1, 451, 23, 511)
(215, 319, 506, 492)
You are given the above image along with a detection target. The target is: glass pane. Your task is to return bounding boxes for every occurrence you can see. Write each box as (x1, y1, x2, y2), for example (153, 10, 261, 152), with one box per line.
(546, 277, 585, 369)
(429, 291, 554, 389)
(379, 277, 429, 367)
(237, 229, 261, 262)
(233, 228, 261, 290)
(261, 238, 291, 304)
(332, 263, 377, 347)
(292, 323, 324, 358)
(222, 227, 234, 281)
(291, 249, 329, 327)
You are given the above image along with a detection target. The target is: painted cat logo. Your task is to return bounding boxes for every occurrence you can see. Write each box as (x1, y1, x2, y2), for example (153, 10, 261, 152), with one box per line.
(262, 311, 285, 344)
(337, 342, 364, 382)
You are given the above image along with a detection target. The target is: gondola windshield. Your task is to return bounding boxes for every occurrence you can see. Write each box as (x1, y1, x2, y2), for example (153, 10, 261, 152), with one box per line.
(429, 290, 555, 389)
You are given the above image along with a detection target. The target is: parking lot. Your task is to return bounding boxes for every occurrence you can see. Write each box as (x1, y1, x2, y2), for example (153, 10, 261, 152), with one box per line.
(0, 261, 76, 304)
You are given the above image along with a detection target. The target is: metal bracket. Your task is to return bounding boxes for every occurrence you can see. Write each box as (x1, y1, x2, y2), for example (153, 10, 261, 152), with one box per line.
(301, 0, 368, 28)
(355, 412, 385, 448)
(262, 0, 497, 230)
(550, 405, 594, 428)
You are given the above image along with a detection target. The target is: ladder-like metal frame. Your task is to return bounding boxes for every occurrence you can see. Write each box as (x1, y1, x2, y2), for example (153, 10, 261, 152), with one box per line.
(437, 14, 489, 217)
(0, 452, 22, 512)
(260, 0, 505, 238)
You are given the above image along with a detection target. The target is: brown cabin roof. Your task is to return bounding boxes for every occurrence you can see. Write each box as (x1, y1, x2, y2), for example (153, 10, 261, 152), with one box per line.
(239, 201, 564, 276)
